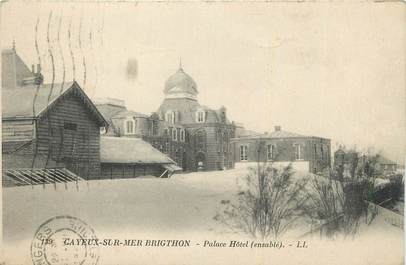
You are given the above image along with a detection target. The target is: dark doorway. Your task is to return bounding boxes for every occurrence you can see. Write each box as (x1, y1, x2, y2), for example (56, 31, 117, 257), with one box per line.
(182, 152, 187, 171)
(195, 152, 206, 171)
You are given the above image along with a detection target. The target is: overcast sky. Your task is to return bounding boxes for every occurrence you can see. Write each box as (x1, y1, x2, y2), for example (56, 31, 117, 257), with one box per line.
(1, 1, 405, 163)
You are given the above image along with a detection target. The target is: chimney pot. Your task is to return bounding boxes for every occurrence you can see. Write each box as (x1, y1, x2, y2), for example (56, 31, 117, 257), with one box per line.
(275, 126, 281, 131)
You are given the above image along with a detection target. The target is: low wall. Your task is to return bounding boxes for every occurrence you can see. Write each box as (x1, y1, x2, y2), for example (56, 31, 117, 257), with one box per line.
(235, 161, 310, 172)
(368, 201, 404, 229)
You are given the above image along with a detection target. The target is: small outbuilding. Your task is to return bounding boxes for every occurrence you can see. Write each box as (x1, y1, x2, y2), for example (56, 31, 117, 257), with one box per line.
(100, 136, 181, 179)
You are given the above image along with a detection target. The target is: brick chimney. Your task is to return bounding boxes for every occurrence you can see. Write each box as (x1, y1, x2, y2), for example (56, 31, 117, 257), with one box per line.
(275, 126, 281, 131)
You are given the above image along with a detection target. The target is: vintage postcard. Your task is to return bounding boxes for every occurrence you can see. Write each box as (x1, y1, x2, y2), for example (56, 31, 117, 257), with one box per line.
(0, 1, 405, 264)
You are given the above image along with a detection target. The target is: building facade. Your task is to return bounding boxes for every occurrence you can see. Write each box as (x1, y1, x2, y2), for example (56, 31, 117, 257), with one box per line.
(156, 66, 236, 171)
(231, 126, 331, 173)
(96, 65, 237, 171)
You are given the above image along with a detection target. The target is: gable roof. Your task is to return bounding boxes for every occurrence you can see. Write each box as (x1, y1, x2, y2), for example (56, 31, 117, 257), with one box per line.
(2, 81, 108, 128)
(95, 104, 127, 121)
(100, 136, 175, 164)
(111, 109, 149, 119)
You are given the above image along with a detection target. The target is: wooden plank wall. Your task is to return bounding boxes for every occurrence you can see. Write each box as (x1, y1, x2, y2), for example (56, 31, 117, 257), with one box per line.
(2, 120, 34, 141)
(100, 163, 164, 179)
(36, 92, 101, 179)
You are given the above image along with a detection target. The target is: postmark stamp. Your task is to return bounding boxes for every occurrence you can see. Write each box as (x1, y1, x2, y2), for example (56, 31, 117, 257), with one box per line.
(31, 216, 99, 265)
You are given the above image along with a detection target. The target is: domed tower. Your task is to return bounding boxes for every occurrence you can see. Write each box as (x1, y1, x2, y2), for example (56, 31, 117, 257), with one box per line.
(164, 64, 198, 100)
(158, 62, 201, 124)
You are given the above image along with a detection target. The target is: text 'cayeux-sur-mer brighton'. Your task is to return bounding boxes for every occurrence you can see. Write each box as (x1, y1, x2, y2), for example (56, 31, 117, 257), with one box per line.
(61, 238, 308, 249)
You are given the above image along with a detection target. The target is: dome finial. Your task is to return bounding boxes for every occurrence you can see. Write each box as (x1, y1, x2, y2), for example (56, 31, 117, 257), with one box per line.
(179, 56, 183, 70)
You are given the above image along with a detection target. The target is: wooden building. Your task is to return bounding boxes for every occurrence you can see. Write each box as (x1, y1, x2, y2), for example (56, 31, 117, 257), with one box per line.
(2, 81, 109, 180)
(99, 136, 181, 179)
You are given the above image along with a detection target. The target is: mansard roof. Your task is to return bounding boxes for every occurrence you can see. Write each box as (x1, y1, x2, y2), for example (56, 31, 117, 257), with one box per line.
(158, 98, 231, 125)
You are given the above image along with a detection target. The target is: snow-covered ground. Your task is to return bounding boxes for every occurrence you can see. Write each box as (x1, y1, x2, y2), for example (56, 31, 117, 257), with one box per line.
(2, 168, 404, 265)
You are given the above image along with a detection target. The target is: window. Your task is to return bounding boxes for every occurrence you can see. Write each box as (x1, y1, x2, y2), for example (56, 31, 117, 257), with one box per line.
(125, 119, 135, 134)
(165, 142, 170, 154)
(240, 145, 248, 161)
(100, 127, 107, 135)
(196, 130, 206, 149)
(196, 110, 205, 123)
(152, 120, 158, 136)
(321, 146, 324, 160)
(164, 128, 169, 137)
(180, 129, 185, 142)
(267, 144, 275, 160)
(165, 111, 175, 124)
(172, 128, 178, 141)
(294, 144, 303, 160)
(64, 122, 77, 131)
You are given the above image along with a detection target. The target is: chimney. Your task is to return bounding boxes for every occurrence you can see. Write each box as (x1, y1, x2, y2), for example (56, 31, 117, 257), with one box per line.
(220, 106, 226, 122)
(275, 126, 281, 131)
(31, 64, 35, 73)
(36, 63, 41, 74)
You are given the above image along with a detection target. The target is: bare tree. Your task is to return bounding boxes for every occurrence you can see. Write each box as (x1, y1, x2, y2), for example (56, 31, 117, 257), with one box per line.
(302, 153, 381, 238)
(215, 163, 308, 239)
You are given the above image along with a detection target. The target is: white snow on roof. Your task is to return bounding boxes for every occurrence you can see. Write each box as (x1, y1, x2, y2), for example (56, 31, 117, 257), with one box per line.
(100, 136, 175, 164)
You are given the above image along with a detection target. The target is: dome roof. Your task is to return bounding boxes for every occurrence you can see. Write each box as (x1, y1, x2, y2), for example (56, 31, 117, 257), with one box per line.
(164, 67, 198, 97)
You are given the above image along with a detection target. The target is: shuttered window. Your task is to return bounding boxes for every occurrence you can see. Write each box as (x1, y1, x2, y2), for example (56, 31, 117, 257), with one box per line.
(240, 145, 248, 161)
(267, 144, 275, 160)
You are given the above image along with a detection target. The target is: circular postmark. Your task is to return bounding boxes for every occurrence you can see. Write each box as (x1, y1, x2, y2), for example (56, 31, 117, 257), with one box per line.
(31, 216, 99, 265)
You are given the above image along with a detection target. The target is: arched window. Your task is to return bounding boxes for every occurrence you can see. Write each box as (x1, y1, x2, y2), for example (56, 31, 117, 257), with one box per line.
(165, 111, 175, 124)
(164, 128, 169, 137)
(180, 129, 185, 142)
(125, 119, 135, 135)
(196, 110, 205, 123)
(195, 130, 206, 150)
(172, 128, 178, 141)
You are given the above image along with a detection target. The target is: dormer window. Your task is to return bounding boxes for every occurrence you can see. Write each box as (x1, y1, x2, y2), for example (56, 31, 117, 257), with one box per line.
(165, 111, 175, 124)
(196, 110, 205, 123)
(125, 119, 135, 135)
